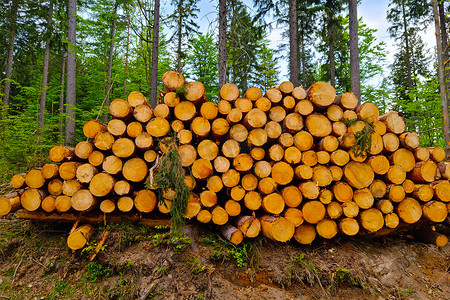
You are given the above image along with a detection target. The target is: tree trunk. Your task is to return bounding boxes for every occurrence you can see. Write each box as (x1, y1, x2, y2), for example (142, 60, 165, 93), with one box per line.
(433, 0, 450, 159)
(288, 0, 299, 87)
(58, 51, 66, 137)
(327, 10, 336, 87)
(401, 0, 413, 90)
(103, 1, 118, 123)
(2, 0, 19, 112)
(65, 0, 77, 146)
(176, 0, 183, 72)
(38, 0, 54, 135)
(348, 0, 361, 103)
(150, 0, 160, 108)
(218, 0, 227, 88)
(123, 20, 130, 97)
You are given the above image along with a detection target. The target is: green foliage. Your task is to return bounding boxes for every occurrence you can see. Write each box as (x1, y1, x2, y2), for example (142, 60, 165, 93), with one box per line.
(341, 117, 374, 158)
(203, 234, 256, 268)
(147, 136, 190, 234)
(184, 255, 209, 275)
(85, 261, 111, 283)
(150, 229, 191, 253)
(81, 239, 107, 257)
(331, 266, 371, 291)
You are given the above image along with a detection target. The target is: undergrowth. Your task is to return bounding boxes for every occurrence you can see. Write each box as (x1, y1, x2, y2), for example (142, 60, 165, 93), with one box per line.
(341, 116, 374, 158)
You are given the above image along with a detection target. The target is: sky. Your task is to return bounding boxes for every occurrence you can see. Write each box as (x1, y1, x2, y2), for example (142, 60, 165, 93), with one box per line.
(173, 0, 437, 85)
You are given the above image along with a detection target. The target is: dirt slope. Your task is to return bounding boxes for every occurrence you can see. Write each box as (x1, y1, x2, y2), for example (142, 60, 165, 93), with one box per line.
(0, 218, 448, 300)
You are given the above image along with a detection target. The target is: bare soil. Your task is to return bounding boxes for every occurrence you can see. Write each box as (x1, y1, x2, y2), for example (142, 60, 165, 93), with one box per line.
(0, 217, 449, 300)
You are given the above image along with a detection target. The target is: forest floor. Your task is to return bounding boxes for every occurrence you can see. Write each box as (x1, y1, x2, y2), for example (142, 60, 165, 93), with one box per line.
(0, 216, 449, 300)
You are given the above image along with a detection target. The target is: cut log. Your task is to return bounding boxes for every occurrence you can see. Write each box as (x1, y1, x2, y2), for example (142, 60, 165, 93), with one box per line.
(282, 96, 296, 110)
(260, 215, 294, 242)
(283, 208, 304, 227)
(230, 186, 246, 201)
(298, 181, 319, 199)
(269, 106, 286, 122)
(126, 122, 143, 138)
(332, 121, 348, 136)
(369, 132, 384, 155)
(89, 173, 115, 197)
(281, 185, 302, 208)
(437, 162, 450, 180)
(412, 184, 434, 202)
(429, 146, 446, 163)
(220, 83, 240, 101)
(196, 209, 212, 223)
(88, 151, 105, 167)
(333, 182, 354, 203)
(117, 196, 134, 212)
(296, 99, 314, 116)
(134, 132, 153, 150)
(164, 92, 180, 108)
(72, 189, 97, 211)
(327, 201, 343, 219)
(192, 159, 213, 180)
(235, 97, 253, 113)
(268, 144, 284, 162)
(25, 169, 46, 189)
(241, 174, 258, 191)
(254, 161, 271, 179)
(94, 131, 115, 151)
(171, 120, 184, 133)
(339, 218, 360, 236)
(384, 213, 400, 229)
(127, 91, 147, 107)
(422, 201, 447, 222)
(214, 156, 230, 173)
(397, 197, 422, 224)
(233, 153, 253, 172)
(67, 224, 94, 250)
(11, 174, 25, 189)
(279, 133, 294, 148)
(343, 110, 357, 120)
(294, 223, 316, 244)
(207, 175, 224, 193)
(413, 226, 448, 247)
(226, 108, 243, 124)
(48, 179, 63, 196)
(378, 111, 406, 134)
(122, 158, 148, 182)
(266, 88, 283, 104)
(59, 162, 81, 180)
(409, 160, 438, 183)
(399, 132, 420, 150)
(75, 141, 94, 160)
(387, 184, 406, 203)
(41, 196, 56, 213)
(109, 98, 132, 119)
(244, 191, 262, 210)
(211, 206, 228, 225)
(162, 70, 185, 92)
(114, 180, 131, 196)
(316, 219, 338, 239)
(402, 179, 415, 194)
(146, 117, 170, 138)
(174, 101, 196, 122)
(250, 147, 265, 161)
(316, 151, 331, 165)
(292, 86, 306, 100)
(49, 145, 74, 163)
(283, 113, 304, 132)
(335, 92, 358, 110)
(222, 169, 240, 187)
(258, 177, 277, 195)
(372, 120, 387, 135)
(224, 199, 241, 217)
(0, 195, 21, 216)
(433, 181, 450, 202)
(385, 165, 406, 185)
(229, 124, 249, 142)
(369, 179, 387, 199)
(211, 118, 230, 137)
(236, 215, 261, 238)
(265, 121, 282, 140)
(217, 100, 232, 115)
(344, 162, 374, 189)
(312, 165, 333, 187)
(271, 162, 294, 185)
(243, 108, 267, 129)
(353, 188, 374, 209)
(221, 225, 244, 245)
(382, 133, 400, 152)
(177, 129, 193, 145)
(330, 149, 350, 166)
(329, 165, 343, 181)
(191, 117, 211, 137)
(307, 81, 336, 108)
(62, 179, 81, 196)
(389, 149, 415, 172)
(55, 195, 72, 212)
(326, 104, 344, 122)
(178, 145, 198, 167)
(108, 119, 127, 137)
(376, 199, 394, 214)
(153, 103, 170, 119)
(245, 86, 263, 101)
(319, 189, 333, 204)
(359, 208, 384, 232)
(83, 120, 106, 139)
(293, 131, 314, 151)
(262, 193, 285, 215)
(366, 155, 389, 175)
(414, 147, 430, 161)
(198, 140, 219, 161)
(255, 96, 271, 112)
(133, 103, 154, 124)
(102, 155, 123, 175)
(134, 190, 157, 213)
(356, 102, 379, 123)
(339, 133, 356, 149)
(305, 113, 332, 137)
(247, 128, 268, 147)
(317, 136, 339, 152)
(200, 190, 217, 207)
(302, 201, 326, 224)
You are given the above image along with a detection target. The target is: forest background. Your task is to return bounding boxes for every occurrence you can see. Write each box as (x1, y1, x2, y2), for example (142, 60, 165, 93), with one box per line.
(0, 0, 449, 186)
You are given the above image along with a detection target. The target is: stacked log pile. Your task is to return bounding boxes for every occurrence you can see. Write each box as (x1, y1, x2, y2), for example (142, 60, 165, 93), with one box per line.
(1, 70, 450, 249)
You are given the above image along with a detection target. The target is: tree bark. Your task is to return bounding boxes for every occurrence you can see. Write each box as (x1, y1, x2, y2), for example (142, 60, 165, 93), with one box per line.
(103, 1, 118, 123)
(65, 0, 77, 146)
(348, 0, 361, 104)
(58, 51, 66, 137)
(123, 19, 130, 97)
(438, 1, 449, 105)
(401, 0, 413, 90)
(433, 0, 450, 159)
(218, 0, 227, 88)
(288, 0, 299, 87)
(150, 0, 160, 108)
(327, 9, 336, 87)
(2, 0, 19, 112)
(38, 0, 53, 136)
